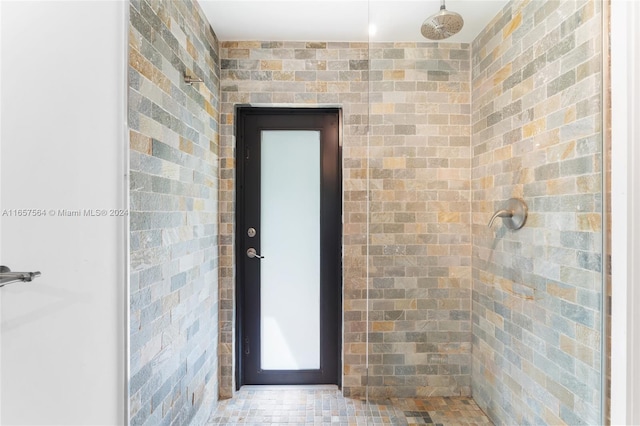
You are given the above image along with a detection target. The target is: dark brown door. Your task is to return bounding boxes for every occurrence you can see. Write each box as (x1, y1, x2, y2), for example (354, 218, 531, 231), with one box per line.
(236, 107, 342, 386)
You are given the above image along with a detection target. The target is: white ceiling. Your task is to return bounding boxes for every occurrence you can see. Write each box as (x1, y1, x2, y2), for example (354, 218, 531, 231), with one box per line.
(199, 0, 510, 44)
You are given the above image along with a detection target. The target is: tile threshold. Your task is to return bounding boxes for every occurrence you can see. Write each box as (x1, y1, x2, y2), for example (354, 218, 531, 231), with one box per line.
(240, 385, 339, 391)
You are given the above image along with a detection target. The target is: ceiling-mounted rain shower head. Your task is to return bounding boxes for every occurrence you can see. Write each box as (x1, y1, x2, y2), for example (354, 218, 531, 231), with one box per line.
(420, 0, 464, 40)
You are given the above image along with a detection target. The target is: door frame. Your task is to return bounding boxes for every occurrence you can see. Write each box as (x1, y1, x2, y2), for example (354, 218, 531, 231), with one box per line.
(234, 106, 343, 388)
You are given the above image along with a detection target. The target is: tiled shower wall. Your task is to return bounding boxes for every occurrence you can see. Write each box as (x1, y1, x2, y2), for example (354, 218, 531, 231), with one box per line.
(366, 43, 472, 398)
(128, 0, 220, 424)
(125, 0, 606, 419)
(470, 0, 603, 424)
(218, 41, 472, 399)
(218, 41, 370, 398)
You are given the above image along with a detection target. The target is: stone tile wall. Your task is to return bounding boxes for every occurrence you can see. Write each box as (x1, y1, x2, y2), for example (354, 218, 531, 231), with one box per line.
(218, 41, 472, 399)
(122, 0, 607, 420)
(366, 43, 472, 398)
(218, 41, 370, 398)
(470, 0, 603, 424)
(128, 0, 220, 424)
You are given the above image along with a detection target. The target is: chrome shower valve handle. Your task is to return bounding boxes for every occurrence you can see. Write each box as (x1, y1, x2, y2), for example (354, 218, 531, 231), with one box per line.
(488, 209, 513, 227)
(488, 198, 528, 230)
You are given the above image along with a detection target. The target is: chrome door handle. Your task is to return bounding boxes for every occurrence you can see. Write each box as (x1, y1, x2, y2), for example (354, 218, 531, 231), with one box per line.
(246, 248, 264, 259)
(0, 265, 42, 288)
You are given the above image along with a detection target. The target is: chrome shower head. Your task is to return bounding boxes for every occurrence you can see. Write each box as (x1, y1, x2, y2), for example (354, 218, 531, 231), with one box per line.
(420, 0, 464, 40)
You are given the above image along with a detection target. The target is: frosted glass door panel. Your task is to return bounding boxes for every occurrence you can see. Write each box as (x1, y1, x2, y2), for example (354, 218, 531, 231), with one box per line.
(260, 130, 321, 370)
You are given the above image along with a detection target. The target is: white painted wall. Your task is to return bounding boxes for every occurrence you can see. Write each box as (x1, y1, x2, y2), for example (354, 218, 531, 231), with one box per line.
(611, 0, 640, 424)
(0, 1, 127, 425)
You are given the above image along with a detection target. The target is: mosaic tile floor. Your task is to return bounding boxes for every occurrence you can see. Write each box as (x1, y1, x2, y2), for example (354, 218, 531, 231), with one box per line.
(207, 386, 493, 425)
